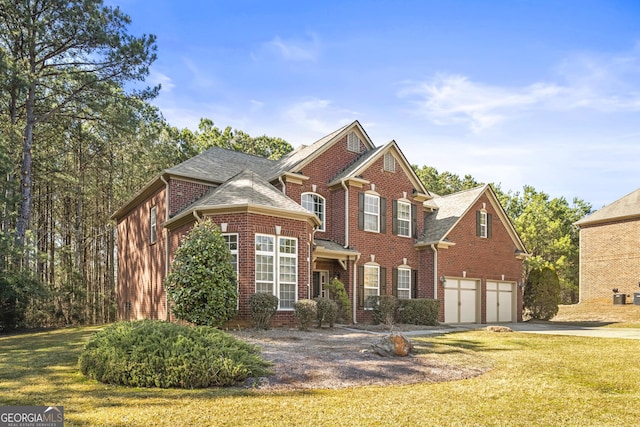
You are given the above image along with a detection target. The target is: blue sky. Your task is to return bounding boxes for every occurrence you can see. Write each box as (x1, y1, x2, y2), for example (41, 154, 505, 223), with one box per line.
(111, 0, 640, 209)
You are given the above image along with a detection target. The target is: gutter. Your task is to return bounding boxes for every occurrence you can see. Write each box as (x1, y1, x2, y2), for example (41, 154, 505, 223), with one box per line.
(341, 180, 349, 248)
(430, 244, 438, 299)
(352, 253, 360, 324)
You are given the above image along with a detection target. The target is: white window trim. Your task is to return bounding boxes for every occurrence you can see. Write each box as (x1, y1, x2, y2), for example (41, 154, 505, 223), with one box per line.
(364, 193, 380, 233)
(479, 211, 488, 238)
(384, 152, 396, 172)
(254, 234, 298, 310)
(347, 132, 361, 153)
(364, 264, 380, 309)
(301, 192, 326, 232)
(255, 234, 275, 295)
(278, 236, 298, 310)
(223, 233, 239, 309)
(397, 200, 411, 237)
(149, 206, 157, 244)
(397, 267, 411, 300)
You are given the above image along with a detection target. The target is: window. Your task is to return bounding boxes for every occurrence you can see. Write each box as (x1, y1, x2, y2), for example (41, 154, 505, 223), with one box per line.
(223, 234, 239, 275)
(255, 234, 298, 310)
(301, 193, 325, 231)
(383, 152, 396, 172)
(363, 265, 380, 309)
(364, 194, 380, 232)
(347, 132, 361, 153)
(278, 237, 297, 309)
(396, 201, 411, 237)
(476, 210, 492, 238)
(255, 235, 274, 294)
(397, 268, 411, 299)
(149, 206, 157, 244)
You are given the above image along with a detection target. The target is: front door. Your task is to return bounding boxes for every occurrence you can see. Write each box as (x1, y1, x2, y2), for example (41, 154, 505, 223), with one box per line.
(312, 271, 330, 299)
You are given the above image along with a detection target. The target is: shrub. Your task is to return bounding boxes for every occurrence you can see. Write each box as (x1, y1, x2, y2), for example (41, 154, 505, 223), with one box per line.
(325, 278, 352, 323)
(398, 299, 440, 326)
(368, 295, 398, 326)
(165, 219, 238, 326)
(294, 299, 317, 330)
(315, 297, 338, 328)
(78, 320, 270, 388)
(524, 267, 561, 320)
(0, 271, 47, 332)
(249, 293, 279, 329)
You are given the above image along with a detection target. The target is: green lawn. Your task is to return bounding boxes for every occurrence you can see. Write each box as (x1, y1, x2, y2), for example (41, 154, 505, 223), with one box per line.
(1, 326, 639, 426)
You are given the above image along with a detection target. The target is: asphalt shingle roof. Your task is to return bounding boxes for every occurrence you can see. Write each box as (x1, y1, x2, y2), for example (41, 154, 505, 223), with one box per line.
(575, 188, 640, 226)
(188, 169, 310, 214)
(419, 185, 486, 243)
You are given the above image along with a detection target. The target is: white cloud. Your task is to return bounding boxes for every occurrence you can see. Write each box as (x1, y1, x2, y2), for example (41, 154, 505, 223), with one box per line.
(399, 46, 640, 133)
(149, 69, 175, 93)
(262, 34, 320, 62)
(283, 97, 359, 134)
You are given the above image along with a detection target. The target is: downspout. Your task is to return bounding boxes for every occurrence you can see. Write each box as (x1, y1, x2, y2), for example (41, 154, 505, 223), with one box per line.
(160, 175, 170, 321)
(193, 210, 202, 222)
(341, 180, 349, 248)
(352, 253, 361, 324)
(278, 176, 286, 194)
(430, 244, 438, 299)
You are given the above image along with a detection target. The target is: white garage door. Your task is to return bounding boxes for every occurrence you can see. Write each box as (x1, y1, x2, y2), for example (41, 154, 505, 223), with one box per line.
(444, 279, 478, 324)
(486, 281, 514, 323)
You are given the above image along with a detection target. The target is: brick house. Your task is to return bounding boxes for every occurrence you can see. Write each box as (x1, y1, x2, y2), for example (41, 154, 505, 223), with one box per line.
(575, 188, 640, 303)
(112, 121, 527, 325)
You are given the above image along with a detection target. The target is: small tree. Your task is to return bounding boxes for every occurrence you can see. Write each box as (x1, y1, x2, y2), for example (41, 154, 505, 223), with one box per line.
(325, 277, 352, 323)
(165, 220, 237, 326)
(524, 267, 561, 320)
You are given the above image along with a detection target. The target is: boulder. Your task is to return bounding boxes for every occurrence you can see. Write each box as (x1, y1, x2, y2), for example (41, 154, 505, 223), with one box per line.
(371, 332, 413, 357)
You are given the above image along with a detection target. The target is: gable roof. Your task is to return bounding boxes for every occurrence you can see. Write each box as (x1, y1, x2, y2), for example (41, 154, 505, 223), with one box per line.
(327, 140, 431, 197)
(167, 146, 277, 183)
(164, 169, 320, 229)
(269, 120, 374, 178)
(575, 188, 640, 227)
(418, 185, 527, 254)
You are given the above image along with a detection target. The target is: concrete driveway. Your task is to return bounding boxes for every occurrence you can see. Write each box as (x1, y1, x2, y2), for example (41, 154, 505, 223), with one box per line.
(494, 322, 640, 340)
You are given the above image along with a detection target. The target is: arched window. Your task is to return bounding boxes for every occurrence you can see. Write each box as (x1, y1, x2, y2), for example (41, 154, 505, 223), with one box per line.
(302, 193, 325, 231)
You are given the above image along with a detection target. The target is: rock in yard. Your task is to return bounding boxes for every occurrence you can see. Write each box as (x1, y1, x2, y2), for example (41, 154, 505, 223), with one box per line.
(486, 325, 513, 333)
(371, 333, 413, 357)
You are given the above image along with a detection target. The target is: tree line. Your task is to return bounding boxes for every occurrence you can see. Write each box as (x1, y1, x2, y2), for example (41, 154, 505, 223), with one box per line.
(0, 0, 591, 330)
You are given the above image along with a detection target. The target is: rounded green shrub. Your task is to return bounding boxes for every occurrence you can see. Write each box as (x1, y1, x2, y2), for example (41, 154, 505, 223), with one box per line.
(524, 267, 561, 320)
(398, 299, 440, 326)
(293, 299, 317, 330)
(326, 278, 352, 323)
(369, 295, 398, 326)
(165, 219, 238, 327)
(78, 320, 270, 388)
(315, 297, 338, 328)
(249, 293, 279, 329)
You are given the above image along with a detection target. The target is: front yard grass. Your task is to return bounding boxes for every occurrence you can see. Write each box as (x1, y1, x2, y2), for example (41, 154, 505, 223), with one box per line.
(1, 325, 640, 426)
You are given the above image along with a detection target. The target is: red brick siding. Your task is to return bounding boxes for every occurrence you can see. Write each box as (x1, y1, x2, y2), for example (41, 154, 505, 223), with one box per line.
(167, 212, 313, 326)
(579, 218, 640, 302)
(116, 186, 168, 321)
(437, 194, 524, 322)
(168, 178, 213, 217)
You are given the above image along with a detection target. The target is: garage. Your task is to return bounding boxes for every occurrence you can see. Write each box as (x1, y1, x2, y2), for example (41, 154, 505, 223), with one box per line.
(444, 278, 479, 323)
(486, 281, 515, 323)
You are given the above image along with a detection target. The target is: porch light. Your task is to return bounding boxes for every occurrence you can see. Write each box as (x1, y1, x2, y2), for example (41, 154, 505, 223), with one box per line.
(439, 276, 446, 284)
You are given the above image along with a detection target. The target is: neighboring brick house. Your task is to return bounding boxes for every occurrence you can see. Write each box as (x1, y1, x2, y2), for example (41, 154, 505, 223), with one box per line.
(574, 188, 640, 303)
(112, 121, 527, 324)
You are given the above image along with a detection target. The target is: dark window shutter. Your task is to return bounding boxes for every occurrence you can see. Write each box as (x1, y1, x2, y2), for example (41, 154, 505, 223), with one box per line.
(312, 272, 320, 298)
(358, 266, 364, 308)
(392, 200, 398, 235)
(380, 197, 387, 233)
(358, 193, 364, 230)
(476, 211, 481, 236)
(392, 268, 398, 297)
(411, 204, 418, 238)
(412, 269, 418, 298)
(487, 213, 493, 238)
(380, 267, 387, 295)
